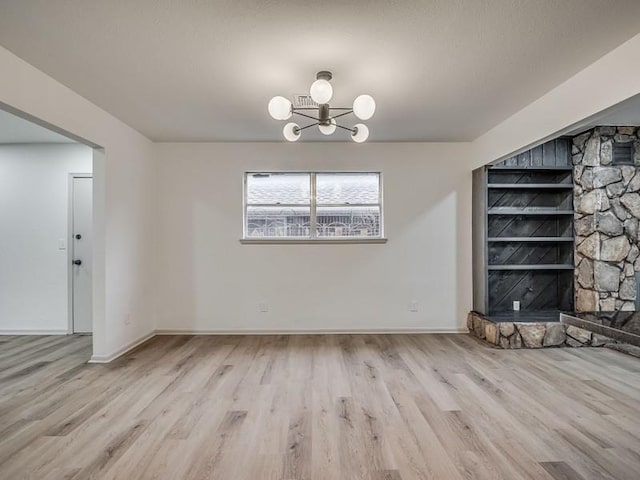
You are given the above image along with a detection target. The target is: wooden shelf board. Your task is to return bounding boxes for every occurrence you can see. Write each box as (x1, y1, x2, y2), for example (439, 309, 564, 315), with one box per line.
(488, 264, 574, 271)
(488, 183, 573, 189)
(489, 166, 573, 171)
(488, 209, 574, 216)
(488, 237, 574, 242)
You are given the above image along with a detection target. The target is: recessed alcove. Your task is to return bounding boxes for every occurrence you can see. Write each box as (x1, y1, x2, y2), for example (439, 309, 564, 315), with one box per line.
(472, 138, 574, 318)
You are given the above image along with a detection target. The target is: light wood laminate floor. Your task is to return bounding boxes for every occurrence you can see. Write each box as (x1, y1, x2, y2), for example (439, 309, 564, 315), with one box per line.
(1, 334, 639, 479)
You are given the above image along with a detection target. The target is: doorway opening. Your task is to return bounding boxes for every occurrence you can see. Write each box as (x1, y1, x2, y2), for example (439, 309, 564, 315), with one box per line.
(0, 107, 96, 346)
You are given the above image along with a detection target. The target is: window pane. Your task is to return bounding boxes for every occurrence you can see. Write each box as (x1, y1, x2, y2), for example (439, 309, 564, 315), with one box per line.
(246, 206, 311, 237)
(247, 173, 310, 205)
(316, 206, 381, 237)
(316, 173, 379, 205)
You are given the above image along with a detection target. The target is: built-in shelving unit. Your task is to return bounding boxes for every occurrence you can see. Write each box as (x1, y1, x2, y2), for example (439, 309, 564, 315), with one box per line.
(472, 138, 574, 315)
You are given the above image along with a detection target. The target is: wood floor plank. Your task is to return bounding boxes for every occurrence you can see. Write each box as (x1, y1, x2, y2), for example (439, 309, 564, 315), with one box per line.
(0, 333, 639, 479)
(540, 461, 587, 480)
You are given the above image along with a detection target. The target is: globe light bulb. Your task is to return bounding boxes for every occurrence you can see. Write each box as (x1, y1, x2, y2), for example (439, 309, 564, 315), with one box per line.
(318, 118, 337, 135)
(310, 79, 333, 104)
(351, 124, 369, 143)
(353, 94, 375, 120)
(283, 122, 301, 142)
(268, 96, 292, 120)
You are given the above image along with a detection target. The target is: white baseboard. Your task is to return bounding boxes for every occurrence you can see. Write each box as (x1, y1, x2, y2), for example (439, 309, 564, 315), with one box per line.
(87, 327, 467, 364)
(0, 329, 69, 335)
(88, 331, 155, 364)
(155, 327, 469, 335)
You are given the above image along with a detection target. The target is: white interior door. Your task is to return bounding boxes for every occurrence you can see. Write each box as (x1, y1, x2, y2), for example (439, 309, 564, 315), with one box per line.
(71, 176, 93, 333)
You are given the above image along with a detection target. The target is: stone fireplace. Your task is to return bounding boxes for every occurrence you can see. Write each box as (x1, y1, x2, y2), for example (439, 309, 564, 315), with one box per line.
(469, 127, 640, 352)
(573, 127, 640, 311)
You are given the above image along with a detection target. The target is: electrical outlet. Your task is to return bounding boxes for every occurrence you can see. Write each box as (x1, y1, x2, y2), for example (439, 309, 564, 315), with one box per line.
(513, 301, 520, 311)
(409, 301, 418, 312)
(259, 303, 269, 313)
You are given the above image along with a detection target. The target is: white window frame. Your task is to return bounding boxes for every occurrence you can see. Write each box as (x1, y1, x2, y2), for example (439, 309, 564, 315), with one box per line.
(241, 171, 387, 244)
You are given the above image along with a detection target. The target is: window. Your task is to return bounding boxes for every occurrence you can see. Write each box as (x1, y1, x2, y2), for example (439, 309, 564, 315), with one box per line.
(244, 172, 383, 241)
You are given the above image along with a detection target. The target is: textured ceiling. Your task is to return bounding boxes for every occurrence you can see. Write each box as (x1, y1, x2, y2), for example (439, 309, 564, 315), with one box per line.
(0, 109, 75, 144)
(1, 0, 640, 142)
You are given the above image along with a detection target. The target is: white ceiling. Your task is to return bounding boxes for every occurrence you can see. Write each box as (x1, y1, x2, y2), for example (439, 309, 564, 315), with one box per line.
(1, 0, 640, 142)
(0, 109, 75, 144)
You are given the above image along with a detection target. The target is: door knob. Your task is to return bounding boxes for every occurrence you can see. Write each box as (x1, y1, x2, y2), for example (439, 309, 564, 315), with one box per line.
(73, 260, 82, 265)
(75, 234, 82, 240)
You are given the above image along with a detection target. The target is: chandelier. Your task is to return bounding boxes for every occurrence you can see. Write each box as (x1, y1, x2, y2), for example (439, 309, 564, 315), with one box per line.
(268, 71, 375, 143)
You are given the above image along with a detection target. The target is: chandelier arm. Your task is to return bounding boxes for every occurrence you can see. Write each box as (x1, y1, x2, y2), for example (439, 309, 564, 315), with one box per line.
(330, 110, 354, 120)
(293, 107, 351, 111)
(297, 122, 320, 132)
(335, 123, 356, 134)
(293, 111, 321, 122)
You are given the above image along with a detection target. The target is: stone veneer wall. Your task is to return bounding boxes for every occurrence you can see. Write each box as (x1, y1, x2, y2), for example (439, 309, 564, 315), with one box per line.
(573, 127, 640, 311)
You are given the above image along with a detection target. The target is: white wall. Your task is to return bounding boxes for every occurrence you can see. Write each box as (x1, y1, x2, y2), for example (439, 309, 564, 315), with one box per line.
(0, 45, 156, 360)
(0, 144, 92, 333)
(155, 143, 472, 332)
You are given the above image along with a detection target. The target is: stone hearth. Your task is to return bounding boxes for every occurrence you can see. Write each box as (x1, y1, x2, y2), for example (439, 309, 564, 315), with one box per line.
(467, 312, 613, 349)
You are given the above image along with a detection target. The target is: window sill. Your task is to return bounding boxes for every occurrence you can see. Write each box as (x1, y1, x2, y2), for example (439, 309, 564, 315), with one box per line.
(239, 238, 388, 245)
